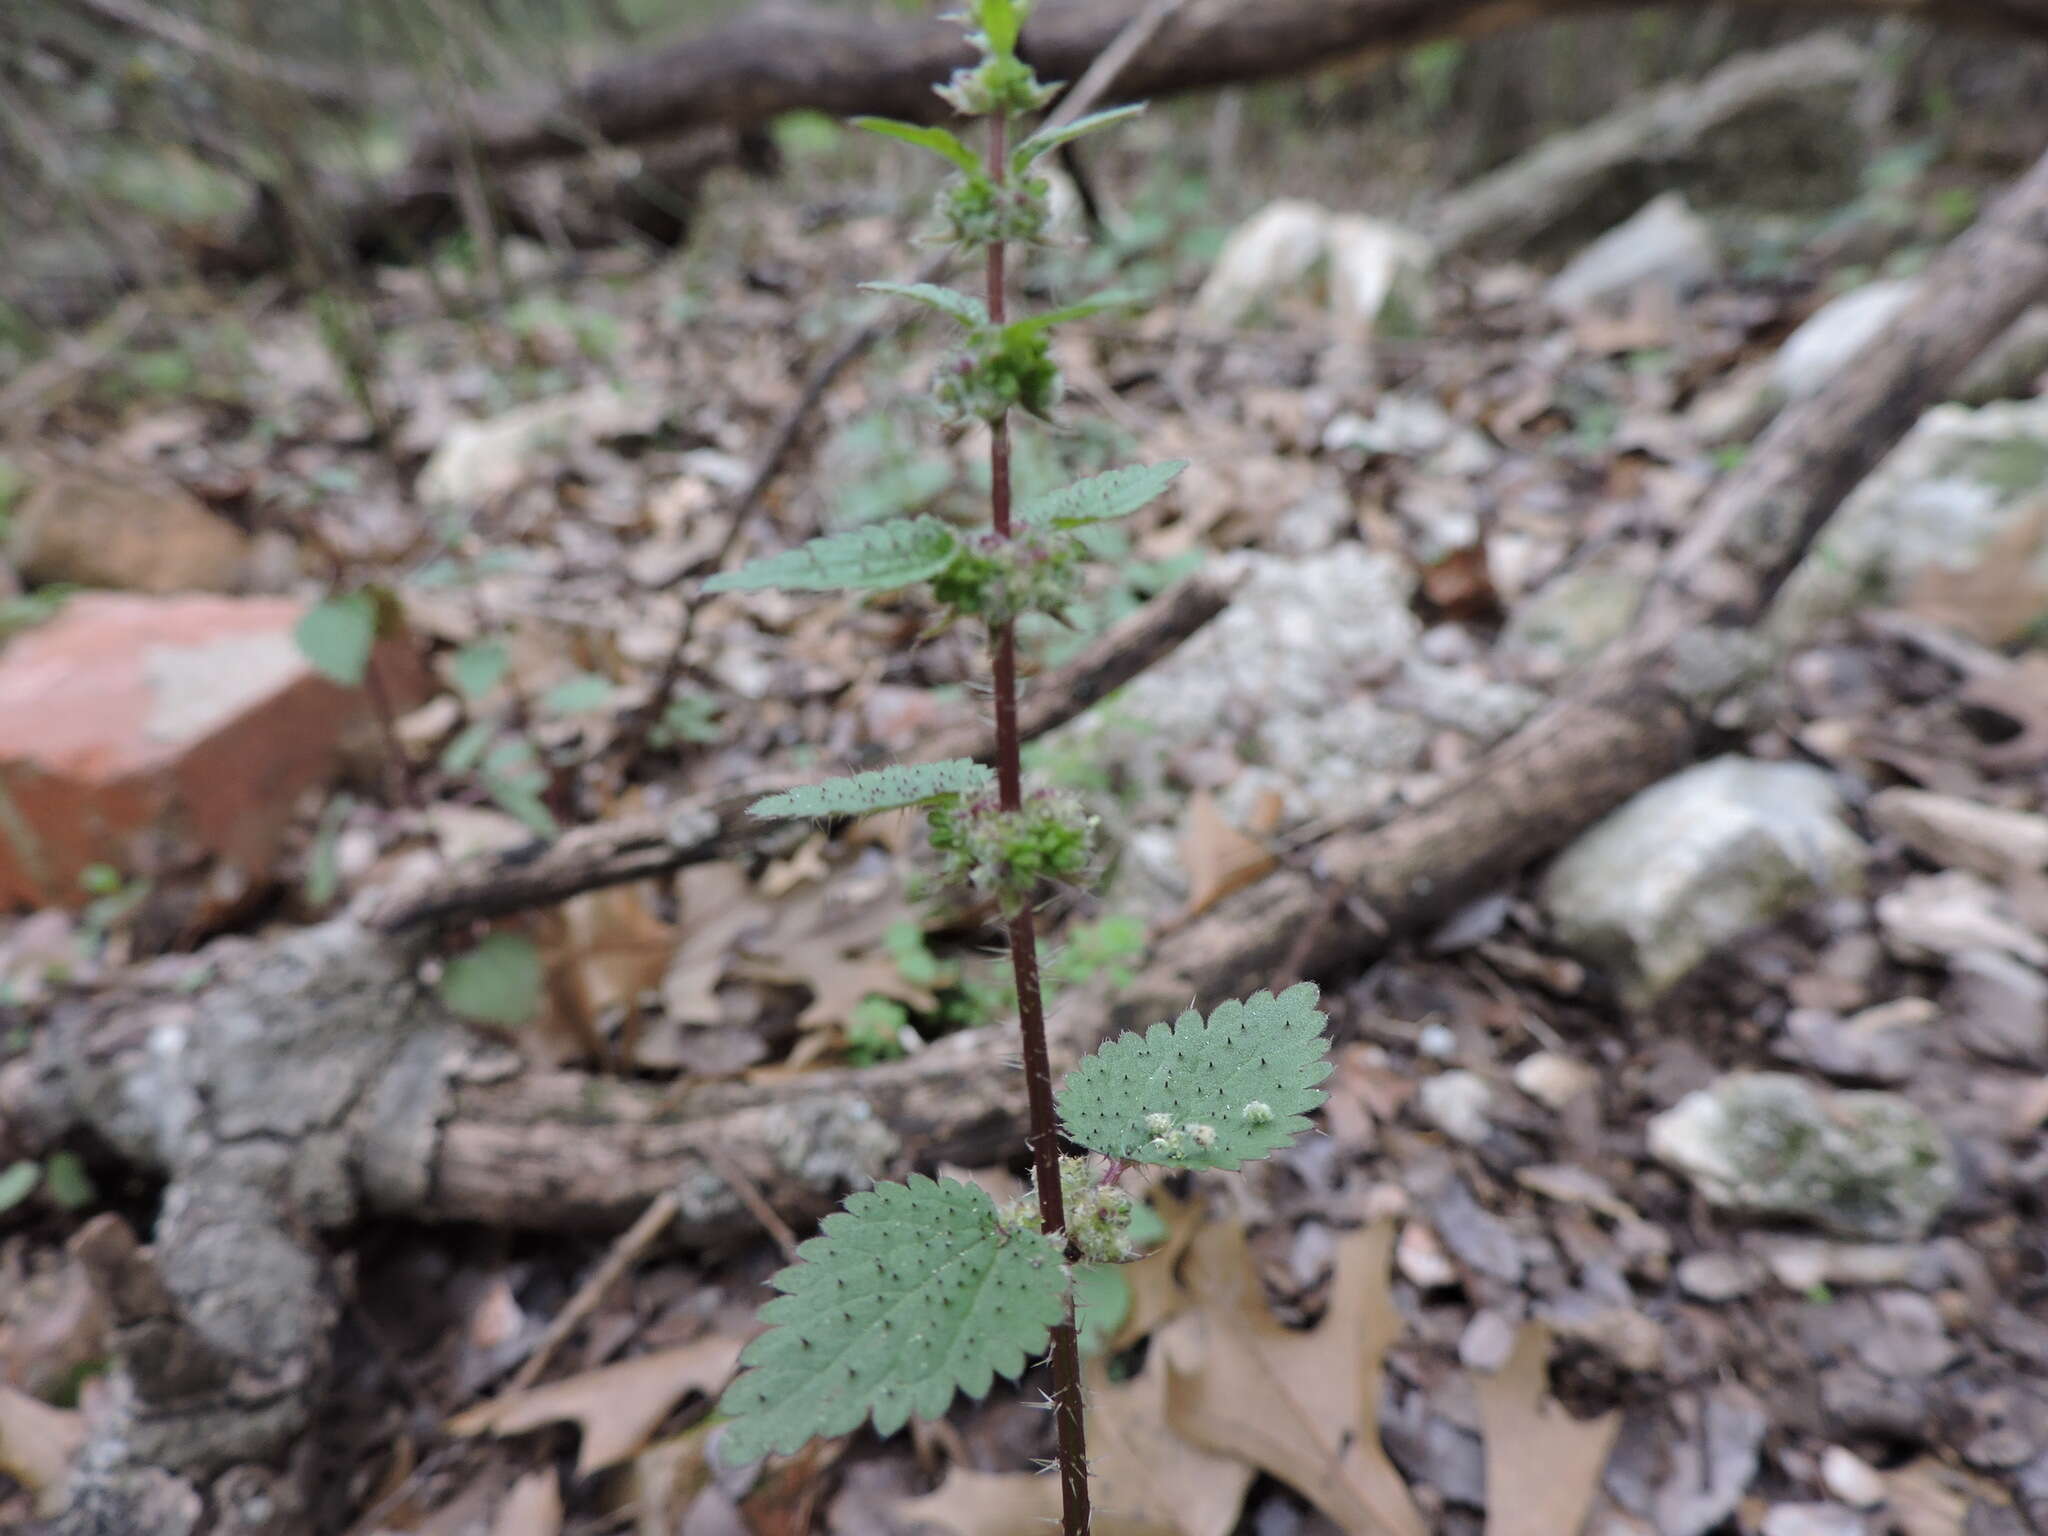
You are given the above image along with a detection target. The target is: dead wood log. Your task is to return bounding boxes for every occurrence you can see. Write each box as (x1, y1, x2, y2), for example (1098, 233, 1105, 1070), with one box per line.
(402, 0, 2048, 177)
(1427, 31, 1870, 256)
(362, 566, 1240, 932)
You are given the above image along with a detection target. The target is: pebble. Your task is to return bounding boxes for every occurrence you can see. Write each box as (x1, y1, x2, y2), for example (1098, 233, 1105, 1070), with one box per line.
(1512, 1050, 1597, 1110)
(1761, 1503, 1867, 1536)
(1677, 1252, 1762, 1302)
(1459, 1309, 1520, 1373)
(1820, 1445, 1887, 1509)
(1418, 1021, 1460, 1060)
(1419, 1069, 1495, 1145)
(1396, 1222, 1460, 1290)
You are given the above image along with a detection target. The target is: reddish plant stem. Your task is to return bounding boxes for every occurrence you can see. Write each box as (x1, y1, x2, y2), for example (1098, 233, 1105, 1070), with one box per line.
(985, 106, 1090, 1536)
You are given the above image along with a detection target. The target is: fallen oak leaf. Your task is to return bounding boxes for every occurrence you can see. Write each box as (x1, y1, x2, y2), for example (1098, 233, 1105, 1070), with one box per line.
(0, 1384, 85, 1515)
(1472, 1323, 1620, 1536)
(1162, 1221, 1423, 1536)
(491, 1468, 563, 1536)
(1178, 789, 1280, 918)
(447, 1334, 743, 1476)
(896, 1350, 1253, 1536)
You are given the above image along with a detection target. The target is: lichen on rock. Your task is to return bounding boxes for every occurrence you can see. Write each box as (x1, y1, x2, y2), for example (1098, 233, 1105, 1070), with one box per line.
(1647, 1072, 1958, 1240)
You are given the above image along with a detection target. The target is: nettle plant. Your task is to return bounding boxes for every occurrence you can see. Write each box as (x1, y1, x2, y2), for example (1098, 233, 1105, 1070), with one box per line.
(708, 6, 1333, 1531)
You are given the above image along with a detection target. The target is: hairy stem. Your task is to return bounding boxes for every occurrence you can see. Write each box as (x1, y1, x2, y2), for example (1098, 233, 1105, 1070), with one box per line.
(985, 106, 1091, 1536)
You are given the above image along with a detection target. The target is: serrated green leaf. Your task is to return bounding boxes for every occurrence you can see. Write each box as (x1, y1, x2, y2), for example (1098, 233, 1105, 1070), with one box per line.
(1004, 291, 1136, 337)
(853, 117, 981, 175)
(450, 639, 509, 701)
(437, 933, 543, 1026)
(1017, 461, 1188, 529)
(1056, 983, 1332, 1170)
(0, 1161, 40, 1216)
(703, 517, 960, 594)
(860, 282, 989, 329)
(749, 760, 994, 820)
(295, 591, 378, 686)
(1012, 104, 1145, 171)
(717, 1175, 1066, 1465)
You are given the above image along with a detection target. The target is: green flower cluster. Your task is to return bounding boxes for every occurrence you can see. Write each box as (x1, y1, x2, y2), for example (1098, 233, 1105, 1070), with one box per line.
(998, 1154, 1138, 1263)
(935, 324, 1062, 424)
(936, 0, 1058, 118)
(940, 170, 1053, 250)
(928, 787, 1097, 911)
(931, 526, 1084, 625)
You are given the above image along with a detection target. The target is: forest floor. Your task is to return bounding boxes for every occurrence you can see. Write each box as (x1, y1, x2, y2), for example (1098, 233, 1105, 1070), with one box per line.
(2, 95, 2047, 1536)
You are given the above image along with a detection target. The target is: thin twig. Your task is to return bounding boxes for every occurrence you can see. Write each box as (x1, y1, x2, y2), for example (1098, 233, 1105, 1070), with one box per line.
(700, 1143, 801, 1263)
(507, 1191, 678, 1393)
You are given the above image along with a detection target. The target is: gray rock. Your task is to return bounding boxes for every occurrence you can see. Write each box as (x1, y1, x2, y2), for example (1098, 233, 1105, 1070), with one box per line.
(1761, 1503, 1867, 1536)
(1948, 948, 2048, 1065)
(1770, 396, 2048, 643)
(1647, 1072, 1958, 1240)
(1771, 280, 1919, 401)
(1420, 1070, 1496, 1147)
(1499, 543, 1657, 678)
(1541, 757, 1866, 1002)
(1676, 1252, 1763, 1302)
(1548, 193, 1719, 312)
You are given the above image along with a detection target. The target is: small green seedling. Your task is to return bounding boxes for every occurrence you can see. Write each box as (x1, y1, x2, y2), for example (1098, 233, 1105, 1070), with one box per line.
(706, 6, 1332, 1533)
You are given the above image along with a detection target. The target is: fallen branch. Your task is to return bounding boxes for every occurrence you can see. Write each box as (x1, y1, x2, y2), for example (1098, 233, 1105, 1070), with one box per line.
(1428, 31, 1869, 255)
(401, 0, 2048, 177)
(365, 566, 1239, 932)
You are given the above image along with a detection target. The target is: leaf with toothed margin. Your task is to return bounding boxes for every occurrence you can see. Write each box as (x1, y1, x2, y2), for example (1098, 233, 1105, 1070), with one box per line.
(1056, 983, 1333, 1171)
(1016, 461, 1187, 530)
(861, 282, 989, 328)
(853, 117, 982, 175)
(702, 516, 960, 594)
(715, 1175, 1067, 1466)
(748, 760, 995, 820)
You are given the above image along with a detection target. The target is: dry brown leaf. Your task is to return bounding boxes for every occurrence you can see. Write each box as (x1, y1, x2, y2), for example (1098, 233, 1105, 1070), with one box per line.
(1179, 789, 1281, 918)
(492, 1468, 563, 1536)
(1883, 1458, 1979, 1536)
(740, 1434, 844, 1536)
(898, 1351, 1253, 1536)
(660, 863, 766, 1028)
(1962, 655, 2048, 770)
(447, 1334, 742, 1476)
(1107, 1185, 1204, 1354)
(0, 1384, 85, 1514)
(1904, 497, 2048, 647)
(632, 1424, 716, 1536)
(1163, 1222, 1423, 1536)
(1472, 1323, 1620, 1536)
(547, 884, 676, 1024)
